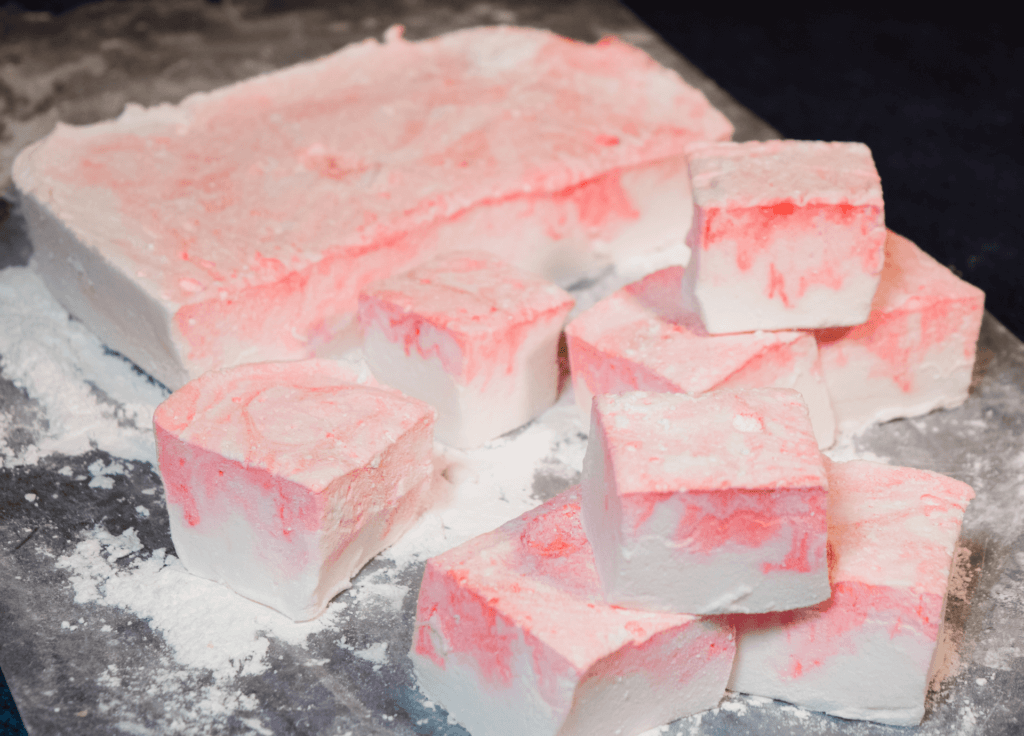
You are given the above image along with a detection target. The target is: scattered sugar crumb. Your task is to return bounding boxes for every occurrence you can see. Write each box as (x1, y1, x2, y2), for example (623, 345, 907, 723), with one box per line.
(779, 704, 811, 720)
(24, 492, 36, 502)
(55, 525, 342, 678)
(0, 268, 167, 467)
(88, 459, 125, 489)
(353, 642, 388, 666)
(718, 698, 748, 715)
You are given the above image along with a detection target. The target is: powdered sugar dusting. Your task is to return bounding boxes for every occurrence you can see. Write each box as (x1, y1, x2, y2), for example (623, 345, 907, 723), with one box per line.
(55, 525, 343, 678)
(0, 266, 167, 467)
(383, 393, 587, 567)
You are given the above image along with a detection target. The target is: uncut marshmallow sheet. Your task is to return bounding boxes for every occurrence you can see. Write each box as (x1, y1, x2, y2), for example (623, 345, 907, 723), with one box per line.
(12, 26, 733, 390)
(581, 389, 830, 615)
(815, 230, 985, 434)
(565, 266, 835, 448)
(683, 140, 886, 334)
(411, 488, 735, 736)
(729, 458, 975, 726)
(359, 251, 574, 448)
(154, 359, 436, 621)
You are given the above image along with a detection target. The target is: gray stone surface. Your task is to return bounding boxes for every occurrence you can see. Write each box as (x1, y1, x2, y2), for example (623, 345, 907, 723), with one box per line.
(1, 1, 1020, 734)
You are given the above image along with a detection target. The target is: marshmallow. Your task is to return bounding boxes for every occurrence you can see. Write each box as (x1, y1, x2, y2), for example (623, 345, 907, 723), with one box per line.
(13, 26, 732, 389)
(358, 251, 574, 448)
(815, 230, 985, 434)
(154, 359, 436, 621)
(581, 389, 829, 615)
(683, 140, 886, 334)
(729, 458, 974, 726)
(411, 487, 735, 736)
(565, 266, 835, 448)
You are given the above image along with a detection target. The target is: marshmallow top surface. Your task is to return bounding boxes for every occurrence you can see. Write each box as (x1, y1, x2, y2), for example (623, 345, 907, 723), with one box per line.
(153, 359, 434, 493)
(869, 230, 986, 315)
(360, 250, 574, 336)
(825, 458, 974, 593)
(14, 26, 732, 307)
(566, 266, 811, 393)
(427, 487, 699, 672)
(687, 140, 882, 208)
(593, 389, 825, 495)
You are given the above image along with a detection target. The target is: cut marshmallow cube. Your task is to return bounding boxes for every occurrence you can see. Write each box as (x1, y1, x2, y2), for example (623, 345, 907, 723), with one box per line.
(683, 140, 886, 334)
(581, 389, 830, 615)
(411, 487, 735, 736)
(729, 458, 974, 726)
(359, 251, 574, 448)
(154, 359, 437, 621)
(565, 266, 835, 448)
(13, 26, 731, 390)
(815, 230, 985, 434)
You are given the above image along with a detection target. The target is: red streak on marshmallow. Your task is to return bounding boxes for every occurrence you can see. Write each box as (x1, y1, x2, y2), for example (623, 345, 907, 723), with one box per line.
(729, 458, 974, 726)
(814, 230, 985, 433)
(359, 251, 573, 381)
(13, 26, 731, 390)
(411, 488, 735, 736)
(359, 251, 573, 448)
(581, 389, 830, 615)
(565, 266, 836, 448)
(683, 140, 886, 334)
(154, 359, 437, 621)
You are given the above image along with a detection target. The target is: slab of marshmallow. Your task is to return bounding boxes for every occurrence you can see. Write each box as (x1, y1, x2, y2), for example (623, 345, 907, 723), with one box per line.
(565, 266, 835, 448)
(729, 458, 974, 726)
(12, 26, 732, 390)
(581, 389, 829, 615)
(683, 140, 886, 334)
(411, 487, 735, 736)
(815, 230, 985, 434)
(358, 251, 574, 448)
(154, 359, 436, 621)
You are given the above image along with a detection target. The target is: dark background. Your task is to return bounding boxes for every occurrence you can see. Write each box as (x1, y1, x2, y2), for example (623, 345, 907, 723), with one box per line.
(1, 3, 1020, 734)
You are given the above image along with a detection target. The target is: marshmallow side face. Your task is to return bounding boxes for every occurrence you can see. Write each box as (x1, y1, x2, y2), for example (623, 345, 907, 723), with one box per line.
(154, 360, 437, 621)
(565, 267, 836, 448)
(359, 251, 574, 448)
(410, 488, 735, 736)
(581, 389, 830, 615)
(728, 458, 975, 726)
(12, 27, 732, 389)
(685, 140, 886, 334)
(815, 230, 986, 434)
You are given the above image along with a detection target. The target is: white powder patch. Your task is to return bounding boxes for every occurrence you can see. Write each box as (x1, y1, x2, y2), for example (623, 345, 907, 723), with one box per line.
(0, 267, 167, 467)
(383, 396, 587, 567)
(717, 698, 748, 716)
(88, 458, 126, 489)
(353, 641, 388, 666)
(56, 525, 342, 679)
(778, 704, 811, 721)
(980, 645, 1023, 671)
(349, 577, 408, 613)
(959, 704, 978, 734)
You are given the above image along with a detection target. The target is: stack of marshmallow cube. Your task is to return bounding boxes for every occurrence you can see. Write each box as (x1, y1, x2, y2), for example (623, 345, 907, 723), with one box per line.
(409, 139, 982, 735)
(568, 139, 986, 449)
(412, 386, 974, 733)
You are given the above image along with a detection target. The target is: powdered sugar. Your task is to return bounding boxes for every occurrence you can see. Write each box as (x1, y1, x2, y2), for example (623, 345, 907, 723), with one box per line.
(0, 266, 167, 467)
(55, 525, 343, 678)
